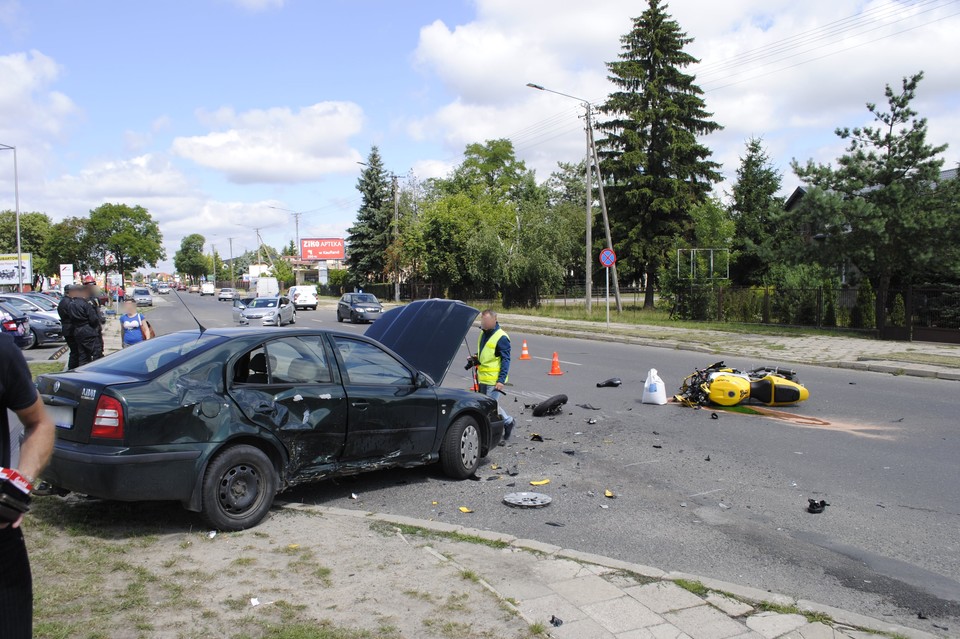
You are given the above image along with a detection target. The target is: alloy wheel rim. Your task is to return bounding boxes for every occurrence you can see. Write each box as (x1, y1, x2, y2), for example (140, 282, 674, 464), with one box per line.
(460, 424, 479, 469)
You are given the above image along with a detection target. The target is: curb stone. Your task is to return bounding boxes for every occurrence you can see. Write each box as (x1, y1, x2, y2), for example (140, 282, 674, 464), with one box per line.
(282, 504, 938, 638)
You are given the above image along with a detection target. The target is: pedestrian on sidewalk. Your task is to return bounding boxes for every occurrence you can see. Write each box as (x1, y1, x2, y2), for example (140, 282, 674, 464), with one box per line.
(57, 285, 84, 369)
(69, 284, 103, 365)
(0, 332, 56, 639)
(470, 309, 516, 441)
(119, 301, 149, 348)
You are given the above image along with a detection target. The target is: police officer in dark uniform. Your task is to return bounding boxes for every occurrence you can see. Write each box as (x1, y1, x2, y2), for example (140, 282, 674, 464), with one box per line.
(69, 283, 103, 365)
(56, 285, 82, 370)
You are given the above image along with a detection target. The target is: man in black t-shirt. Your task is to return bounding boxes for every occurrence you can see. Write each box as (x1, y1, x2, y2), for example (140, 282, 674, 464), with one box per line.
(0, 332, 56, 639)
(57, 285, 83, 370)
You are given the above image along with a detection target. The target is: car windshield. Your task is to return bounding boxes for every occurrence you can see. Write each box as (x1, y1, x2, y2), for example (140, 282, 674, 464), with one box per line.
(134, 289, 150, 295)
(354, 294, 378, 304)
(79, 332, 224, 376)
(248, 298, 278, 308)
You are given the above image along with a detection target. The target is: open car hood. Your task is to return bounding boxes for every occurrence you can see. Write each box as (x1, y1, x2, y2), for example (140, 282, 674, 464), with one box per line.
(365, 299, 478, 384)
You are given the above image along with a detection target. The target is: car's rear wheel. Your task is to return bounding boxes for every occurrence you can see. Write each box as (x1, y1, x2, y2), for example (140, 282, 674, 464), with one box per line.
(201, 445, 277, 531)
(440, 415, 482, 479)
(25, 329, 38, 349)
(336, 311, 343, 323)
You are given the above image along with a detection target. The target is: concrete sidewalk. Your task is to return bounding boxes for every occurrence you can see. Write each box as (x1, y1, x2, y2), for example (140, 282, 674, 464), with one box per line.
(496, 313, 960, 382)
(281, 503, 941, 639)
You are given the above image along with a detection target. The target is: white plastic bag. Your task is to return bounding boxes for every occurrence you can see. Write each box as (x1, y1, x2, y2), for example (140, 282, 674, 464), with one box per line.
(642, 368, 668, 405)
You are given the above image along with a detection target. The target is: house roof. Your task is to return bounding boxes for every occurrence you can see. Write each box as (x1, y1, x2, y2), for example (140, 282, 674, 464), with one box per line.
(783, 167, 957, 211)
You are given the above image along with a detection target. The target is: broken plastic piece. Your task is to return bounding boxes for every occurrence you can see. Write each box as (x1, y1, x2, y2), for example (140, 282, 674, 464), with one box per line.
(550, 615, 564, 627)
(599, 504, 609, 509)
(705, 455, 711, 462)
(807, 499, 829, 514)
(711, 412, 719, 420)
(562, 449, 576, 456)
(250, 598, 260, 606)
(604, 489, 615, 498)
(596, 378, 622, 388)
(530, 479, 550, 486)
(207, 530, 217, 539)
(287, 544, 300, 550)
(431, 501, 439, 505)
(652, 445, 662, 449)
(545, 521, 565, 527)
(350, 493, 359, 500)
(491, 464, 500, 470)
(459, 506, 473, 513)
(585, 418, 597, 425)
(530, 433, 544, 442)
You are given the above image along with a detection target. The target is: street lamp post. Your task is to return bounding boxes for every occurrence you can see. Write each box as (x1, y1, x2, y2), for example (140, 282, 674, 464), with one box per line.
(525, 84, 622, 312)
(0, 143, 23, 292)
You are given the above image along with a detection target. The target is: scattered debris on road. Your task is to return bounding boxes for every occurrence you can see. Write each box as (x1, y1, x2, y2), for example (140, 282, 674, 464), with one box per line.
(596, 377, 622, 388)
(807, 499, 829, 514)
(604, 489, 616, 498)
(530, 479, 550, 486)
(530, 433, 544, 442)
(459, 506, 473, 513)
(503, 492, 552, 508)
(550, 615, 564, 627)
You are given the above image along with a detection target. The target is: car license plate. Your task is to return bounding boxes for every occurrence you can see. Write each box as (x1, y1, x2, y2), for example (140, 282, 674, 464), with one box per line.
(47, 405, 75, 430)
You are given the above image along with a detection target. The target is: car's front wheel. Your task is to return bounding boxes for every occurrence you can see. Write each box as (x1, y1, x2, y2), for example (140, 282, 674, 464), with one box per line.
(201, 445, 278, 531)
(440, 415, 482, 479)
(290, 312, 296, 325)
(25, 329, 38, 349)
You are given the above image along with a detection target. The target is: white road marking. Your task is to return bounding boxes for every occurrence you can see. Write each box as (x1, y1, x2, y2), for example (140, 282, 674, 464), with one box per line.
(531, 356, 582, 366)
(686, 488, 723, 498)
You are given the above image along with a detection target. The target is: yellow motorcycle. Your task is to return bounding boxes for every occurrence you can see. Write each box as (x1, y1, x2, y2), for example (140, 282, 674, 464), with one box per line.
(676, 361, 810, 407)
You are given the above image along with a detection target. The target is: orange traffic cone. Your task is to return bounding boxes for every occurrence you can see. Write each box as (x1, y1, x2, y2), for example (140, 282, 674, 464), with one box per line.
(519, 340, 531, 360)
(548, 352, 564, 376)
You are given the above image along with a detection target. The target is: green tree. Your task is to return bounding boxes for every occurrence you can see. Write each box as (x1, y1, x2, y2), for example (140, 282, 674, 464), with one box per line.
(42, 217, 95, 275)
(729, 138, 785, 285)
(268, 259, 294, 288)
(598, 0, 722, 307)
(281, 240, 298, 257)
(0, 211, 52, 271)
(347, 146, 393, 282)
(792, 72, 951, 315)
(173, 234, 208, 282)
(87, 203, 165, 279)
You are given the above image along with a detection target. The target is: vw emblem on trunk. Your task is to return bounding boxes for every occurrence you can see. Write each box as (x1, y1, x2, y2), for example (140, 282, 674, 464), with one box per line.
(53, 381, 61, 392)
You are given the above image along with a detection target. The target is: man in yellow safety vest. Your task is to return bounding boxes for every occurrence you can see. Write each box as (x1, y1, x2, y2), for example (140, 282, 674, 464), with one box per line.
(471, 309, 516, 441)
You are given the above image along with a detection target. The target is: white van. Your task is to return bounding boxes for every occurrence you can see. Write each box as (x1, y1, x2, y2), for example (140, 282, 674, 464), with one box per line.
(256, 277, 280, 298)
(200, 282, 216, 296)
(288, 285, 318, 311)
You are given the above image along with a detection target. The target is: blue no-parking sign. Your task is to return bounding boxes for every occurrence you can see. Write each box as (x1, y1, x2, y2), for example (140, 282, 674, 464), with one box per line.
(599, 248, 617, 268)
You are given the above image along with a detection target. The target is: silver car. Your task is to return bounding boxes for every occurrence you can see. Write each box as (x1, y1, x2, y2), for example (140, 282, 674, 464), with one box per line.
(132, 288, 153, 306)
(239, 296, 296, 326)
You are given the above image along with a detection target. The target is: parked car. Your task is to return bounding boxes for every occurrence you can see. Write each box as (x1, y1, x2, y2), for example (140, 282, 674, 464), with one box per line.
(157, 284, 171, 295)
(177, 283, 187, 291)
(239, 296, 295, 326)
(132, 288, 153, 306)
(218, 287, 236, 302)
(201, 282, 216, 296)
(41, 290, 64, 301)
(1, 294, 63, 348)
(188, 285, 200, 294)
(232, 297, 257, 324)
(36, 300, 500, 530)
(337, 293, 383, 323)
(0, 301, 32, 349)
(288, 285, 318, 311)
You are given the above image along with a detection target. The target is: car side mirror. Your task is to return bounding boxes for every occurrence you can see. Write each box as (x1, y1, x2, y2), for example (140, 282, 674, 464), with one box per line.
(416, 371, 432, 388)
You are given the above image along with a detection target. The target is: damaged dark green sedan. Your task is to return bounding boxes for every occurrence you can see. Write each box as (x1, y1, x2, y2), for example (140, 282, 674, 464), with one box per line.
(36, 300, 503, 530)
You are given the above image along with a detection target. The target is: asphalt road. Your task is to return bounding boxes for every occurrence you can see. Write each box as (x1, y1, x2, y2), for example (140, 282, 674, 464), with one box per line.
(87, 293, 960, 632)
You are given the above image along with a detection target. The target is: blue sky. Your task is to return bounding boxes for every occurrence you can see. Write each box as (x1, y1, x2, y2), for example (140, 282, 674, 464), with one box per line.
(2, 0, 959, 272)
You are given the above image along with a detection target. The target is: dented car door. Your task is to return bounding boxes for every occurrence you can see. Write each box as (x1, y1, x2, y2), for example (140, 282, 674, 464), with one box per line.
(228, 335, 348, 479)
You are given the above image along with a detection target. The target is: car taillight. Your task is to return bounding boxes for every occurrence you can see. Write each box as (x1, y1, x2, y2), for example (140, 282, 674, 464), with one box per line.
(92, 395, 124, 439)
(1, 320, 16, 331)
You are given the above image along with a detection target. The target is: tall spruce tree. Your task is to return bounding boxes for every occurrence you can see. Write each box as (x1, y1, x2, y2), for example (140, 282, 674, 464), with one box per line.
(729, 137, 785, 285)
(598, 0, 722, 307)
(346, 146, 393, 282)
(791, 72, 951, 313)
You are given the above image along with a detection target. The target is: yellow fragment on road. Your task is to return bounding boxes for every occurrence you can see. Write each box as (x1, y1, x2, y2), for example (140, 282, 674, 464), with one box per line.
(530, 479, 550, 486)
(604, 490, 616, 498)
(459, 506, 473, 513)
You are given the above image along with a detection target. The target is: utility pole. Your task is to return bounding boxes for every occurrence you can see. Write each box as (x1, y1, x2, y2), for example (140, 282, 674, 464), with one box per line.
(0, 143, 22, 291)
(584, 108, 593, 312)
(586, 108, 623, 312)
(227, 237, 235, 286)
(291, 212, 302, 249)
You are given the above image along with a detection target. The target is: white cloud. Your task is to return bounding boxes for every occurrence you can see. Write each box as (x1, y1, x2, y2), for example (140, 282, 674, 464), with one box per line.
(171, 102, 365, 184)
(0, 49, 78, 142)
(410, 0, 960, 193)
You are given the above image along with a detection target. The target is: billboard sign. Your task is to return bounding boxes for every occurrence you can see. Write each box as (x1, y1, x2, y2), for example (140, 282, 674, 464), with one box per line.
(0, 253, 32, 287)
(60, 264, 75, 287)
(300, 238, 345, 261)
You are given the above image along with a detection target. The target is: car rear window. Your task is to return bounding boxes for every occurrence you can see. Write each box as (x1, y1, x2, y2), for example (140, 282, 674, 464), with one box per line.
(134, 288, 150, 295)
(79, 332, 225, 376)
